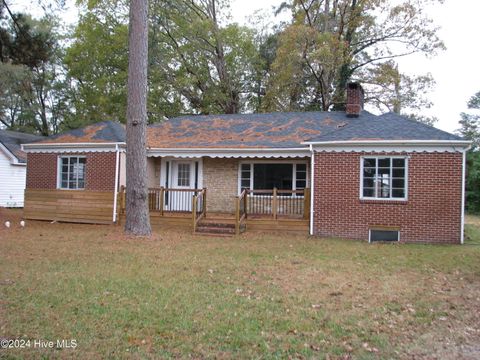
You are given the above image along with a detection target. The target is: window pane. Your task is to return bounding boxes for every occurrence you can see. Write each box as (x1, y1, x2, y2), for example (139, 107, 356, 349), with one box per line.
(392, 178, 404, 188)
(393, 158, 405, 167)
(363, 177, 374, 188)
(363, 188, 375, 197)
(363, 167, 375, 177)
(392, 168, 405, 178)
(296, 164, 306, 172)
(241, 163, 251, 171)
(392, 189, 405, 198)
(296, 171, 306, 180)
(61, 180, 68, 188)
(177, 163, 190, 187)
(296, 180, 306, 189)
(363, 158, 376, 167)
(254, 164, 293, 190)
(378, 167, 390, 176)
(378, 158, 391, 168)
(377, 177, 390, 198)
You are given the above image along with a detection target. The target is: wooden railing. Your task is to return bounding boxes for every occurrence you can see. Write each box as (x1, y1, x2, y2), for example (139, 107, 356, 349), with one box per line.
(147, 187, 205, 213)
(243, 188, 310, 220)
(192, 188, 207, 232)
(235, 189, 248, 235)
(118, 186, 207, 223)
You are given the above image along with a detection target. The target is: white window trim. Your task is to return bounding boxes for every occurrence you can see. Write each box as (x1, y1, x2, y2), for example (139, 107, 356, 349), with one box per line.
(237, 160, 309, 195)
(359, 156, 408, 201)
(57, 155, 87, 190)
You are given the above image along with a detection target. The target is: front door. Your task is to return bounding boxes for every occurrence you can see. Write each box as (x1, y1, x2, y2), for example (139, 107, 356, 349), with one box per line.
(168, 161, 196, 211)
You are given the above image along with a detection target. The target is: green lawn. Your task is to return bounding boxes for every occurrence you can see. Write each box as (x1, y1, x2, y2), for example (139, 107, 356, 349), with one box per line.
(1, 209, 480, 359)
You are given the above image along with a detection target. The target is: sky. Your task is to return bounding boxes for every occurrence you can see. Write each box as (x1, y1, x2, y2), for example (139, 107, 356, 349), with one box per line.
(9, 0, 480, 133)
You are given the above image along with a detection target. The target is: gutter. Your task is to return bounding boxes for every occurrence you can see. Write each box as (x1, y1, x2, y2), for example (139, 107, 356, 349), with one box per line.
(112, 144, 121, 223)
(22, 142, 126, 151)
(302, 139, 472, 147)
(309, 144, 315, 236)
(460, 146, 471, 244)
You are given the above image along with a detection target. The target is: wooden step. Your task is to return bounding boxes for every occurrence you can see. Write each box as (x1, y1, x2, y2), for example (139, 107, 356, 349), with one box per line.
(199, 221, 235, 229)
(196, 225, 236, 235)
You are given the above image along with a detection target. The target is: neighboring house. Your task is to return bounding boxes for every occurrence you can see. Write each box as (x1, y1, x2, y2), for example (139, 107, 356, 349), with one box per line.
(0, 130, 43, 207)
(22, 83, 471, 243)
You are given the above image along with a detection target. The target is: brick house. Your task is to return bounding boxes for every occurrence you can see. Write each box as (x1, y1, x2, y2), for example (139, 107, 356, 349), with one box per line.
(22, 83, 470, 243)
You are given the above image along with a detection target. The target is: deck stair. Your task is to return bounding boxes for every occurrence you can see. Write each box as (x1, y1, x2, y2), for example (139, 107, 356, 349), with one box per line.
(195, 215, 245, 236)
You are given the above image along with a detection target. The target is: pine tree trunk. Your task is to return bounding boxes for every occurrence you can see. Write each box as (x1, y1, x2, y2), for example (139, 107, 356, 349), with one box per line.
(125, 0, 151, 236)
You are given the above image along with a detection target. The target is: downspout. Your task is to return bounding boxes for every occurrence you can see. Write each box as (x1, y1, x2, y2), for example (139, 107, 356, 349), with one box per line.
(112, 144, 121, 223)
(309, 144, 315, 235)
(460, 148, 468, 244)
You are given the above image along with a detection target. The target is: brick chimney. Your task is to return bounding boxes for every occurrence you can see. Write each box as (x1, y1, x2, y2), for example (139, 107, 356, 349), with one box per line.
(346, 82, 364, 117)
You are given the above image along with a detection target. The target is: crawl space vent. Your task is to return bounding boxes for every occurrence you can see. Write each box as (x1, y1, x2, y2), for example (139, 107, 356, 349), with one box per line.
(369, 229, 399, 242)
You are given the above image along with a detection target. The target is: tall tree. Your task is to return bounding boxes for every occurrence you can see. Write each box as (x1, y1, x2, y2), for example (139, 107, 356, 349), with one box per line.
(0, 12, 71, 135)
(65, 0, 261, 121)
(458, 91, 480, 150)
(458, 91, 480, 214)
(124, 0, 151, 236)
(264, 0, 444, 114)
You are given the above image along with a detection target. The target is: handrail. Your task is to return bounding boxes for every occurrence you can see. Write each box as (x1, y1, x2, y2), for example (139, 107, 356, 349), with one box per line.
(193, 188, 207, 233)
(235, 189, 248, 235)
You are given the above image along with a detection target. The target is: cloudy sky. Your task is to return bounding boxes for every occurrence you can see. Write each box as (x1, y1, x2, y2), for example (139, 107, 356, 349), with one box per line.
(10, 0, 480, 133)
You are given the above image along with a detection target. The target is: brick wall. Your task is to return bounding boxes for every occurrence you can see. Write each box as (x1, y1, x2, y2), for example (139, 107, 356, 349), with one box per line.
(312, 152, 463, 244)
(26, 153, 58, 189)
(203, 158, 239, 213)
(26, 152, 117, 191)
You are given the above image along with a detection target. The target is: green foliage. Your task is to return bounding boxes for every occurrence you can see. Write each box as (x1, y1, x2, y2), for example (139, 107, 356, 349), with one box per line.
(264, 0, 444, 115)
(64, 9, 129, 125)
(458, 91, 480, 213)
(458, 91, 480, 150)
(465, 152, 480, 214)
(0, 12, 71, 135)
(65, 0, 263, 122)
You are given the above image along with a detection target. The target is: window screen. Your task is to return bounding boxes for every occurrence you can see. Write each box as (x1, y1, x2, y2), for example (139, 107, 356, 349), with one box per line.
(253, 164, 293, 190)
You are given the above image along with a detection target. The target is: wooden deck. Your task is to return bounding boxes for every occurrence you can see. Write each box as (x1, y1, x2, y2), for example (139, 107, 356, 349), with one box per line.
(119, 211, 309, 234)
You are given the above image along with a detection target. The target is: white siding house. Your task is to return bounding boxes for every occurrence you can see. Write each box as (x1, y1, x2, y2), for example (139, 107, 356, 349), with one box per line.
(0, 130, 43, 207)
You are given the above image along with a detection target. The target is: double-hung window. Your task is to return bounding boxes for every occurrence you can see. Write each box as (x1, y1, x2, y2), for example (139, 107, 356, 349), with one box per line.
(59, 156, 86, 190)
(361, 157, 407, 200)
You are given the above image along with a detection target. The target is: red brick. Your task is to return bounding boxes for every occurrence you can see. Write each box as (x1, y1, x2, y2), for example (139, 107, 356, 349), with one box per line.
(312, 152, 462, 244)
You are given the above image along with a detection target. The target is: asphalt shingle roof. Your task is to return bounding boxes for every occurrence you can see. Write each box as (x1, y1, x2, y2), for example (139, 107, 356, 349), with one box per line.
(24, 112, 463, 150)
(147, 111, 462, 149)
(36, 121, 126, 144)
(0, 130, 44, 163)
(306, 112, 463, 143)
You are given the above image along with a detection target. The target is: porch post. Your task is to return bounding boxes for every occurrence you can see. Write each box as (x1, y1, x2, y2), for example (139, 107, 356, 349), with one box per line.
(304, 188, 311, 220)
(192, 194, 197, 232)
(203, 187, 207, 218)
(160, 186, 164, 216)
(272, 187, 278, 220)
(235, 196, 240, 235)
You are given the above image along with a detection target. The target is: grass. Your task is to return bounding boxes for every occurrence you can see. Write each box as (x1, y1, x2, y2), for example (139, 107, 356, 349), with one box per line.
(1, 209, 480, 359)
